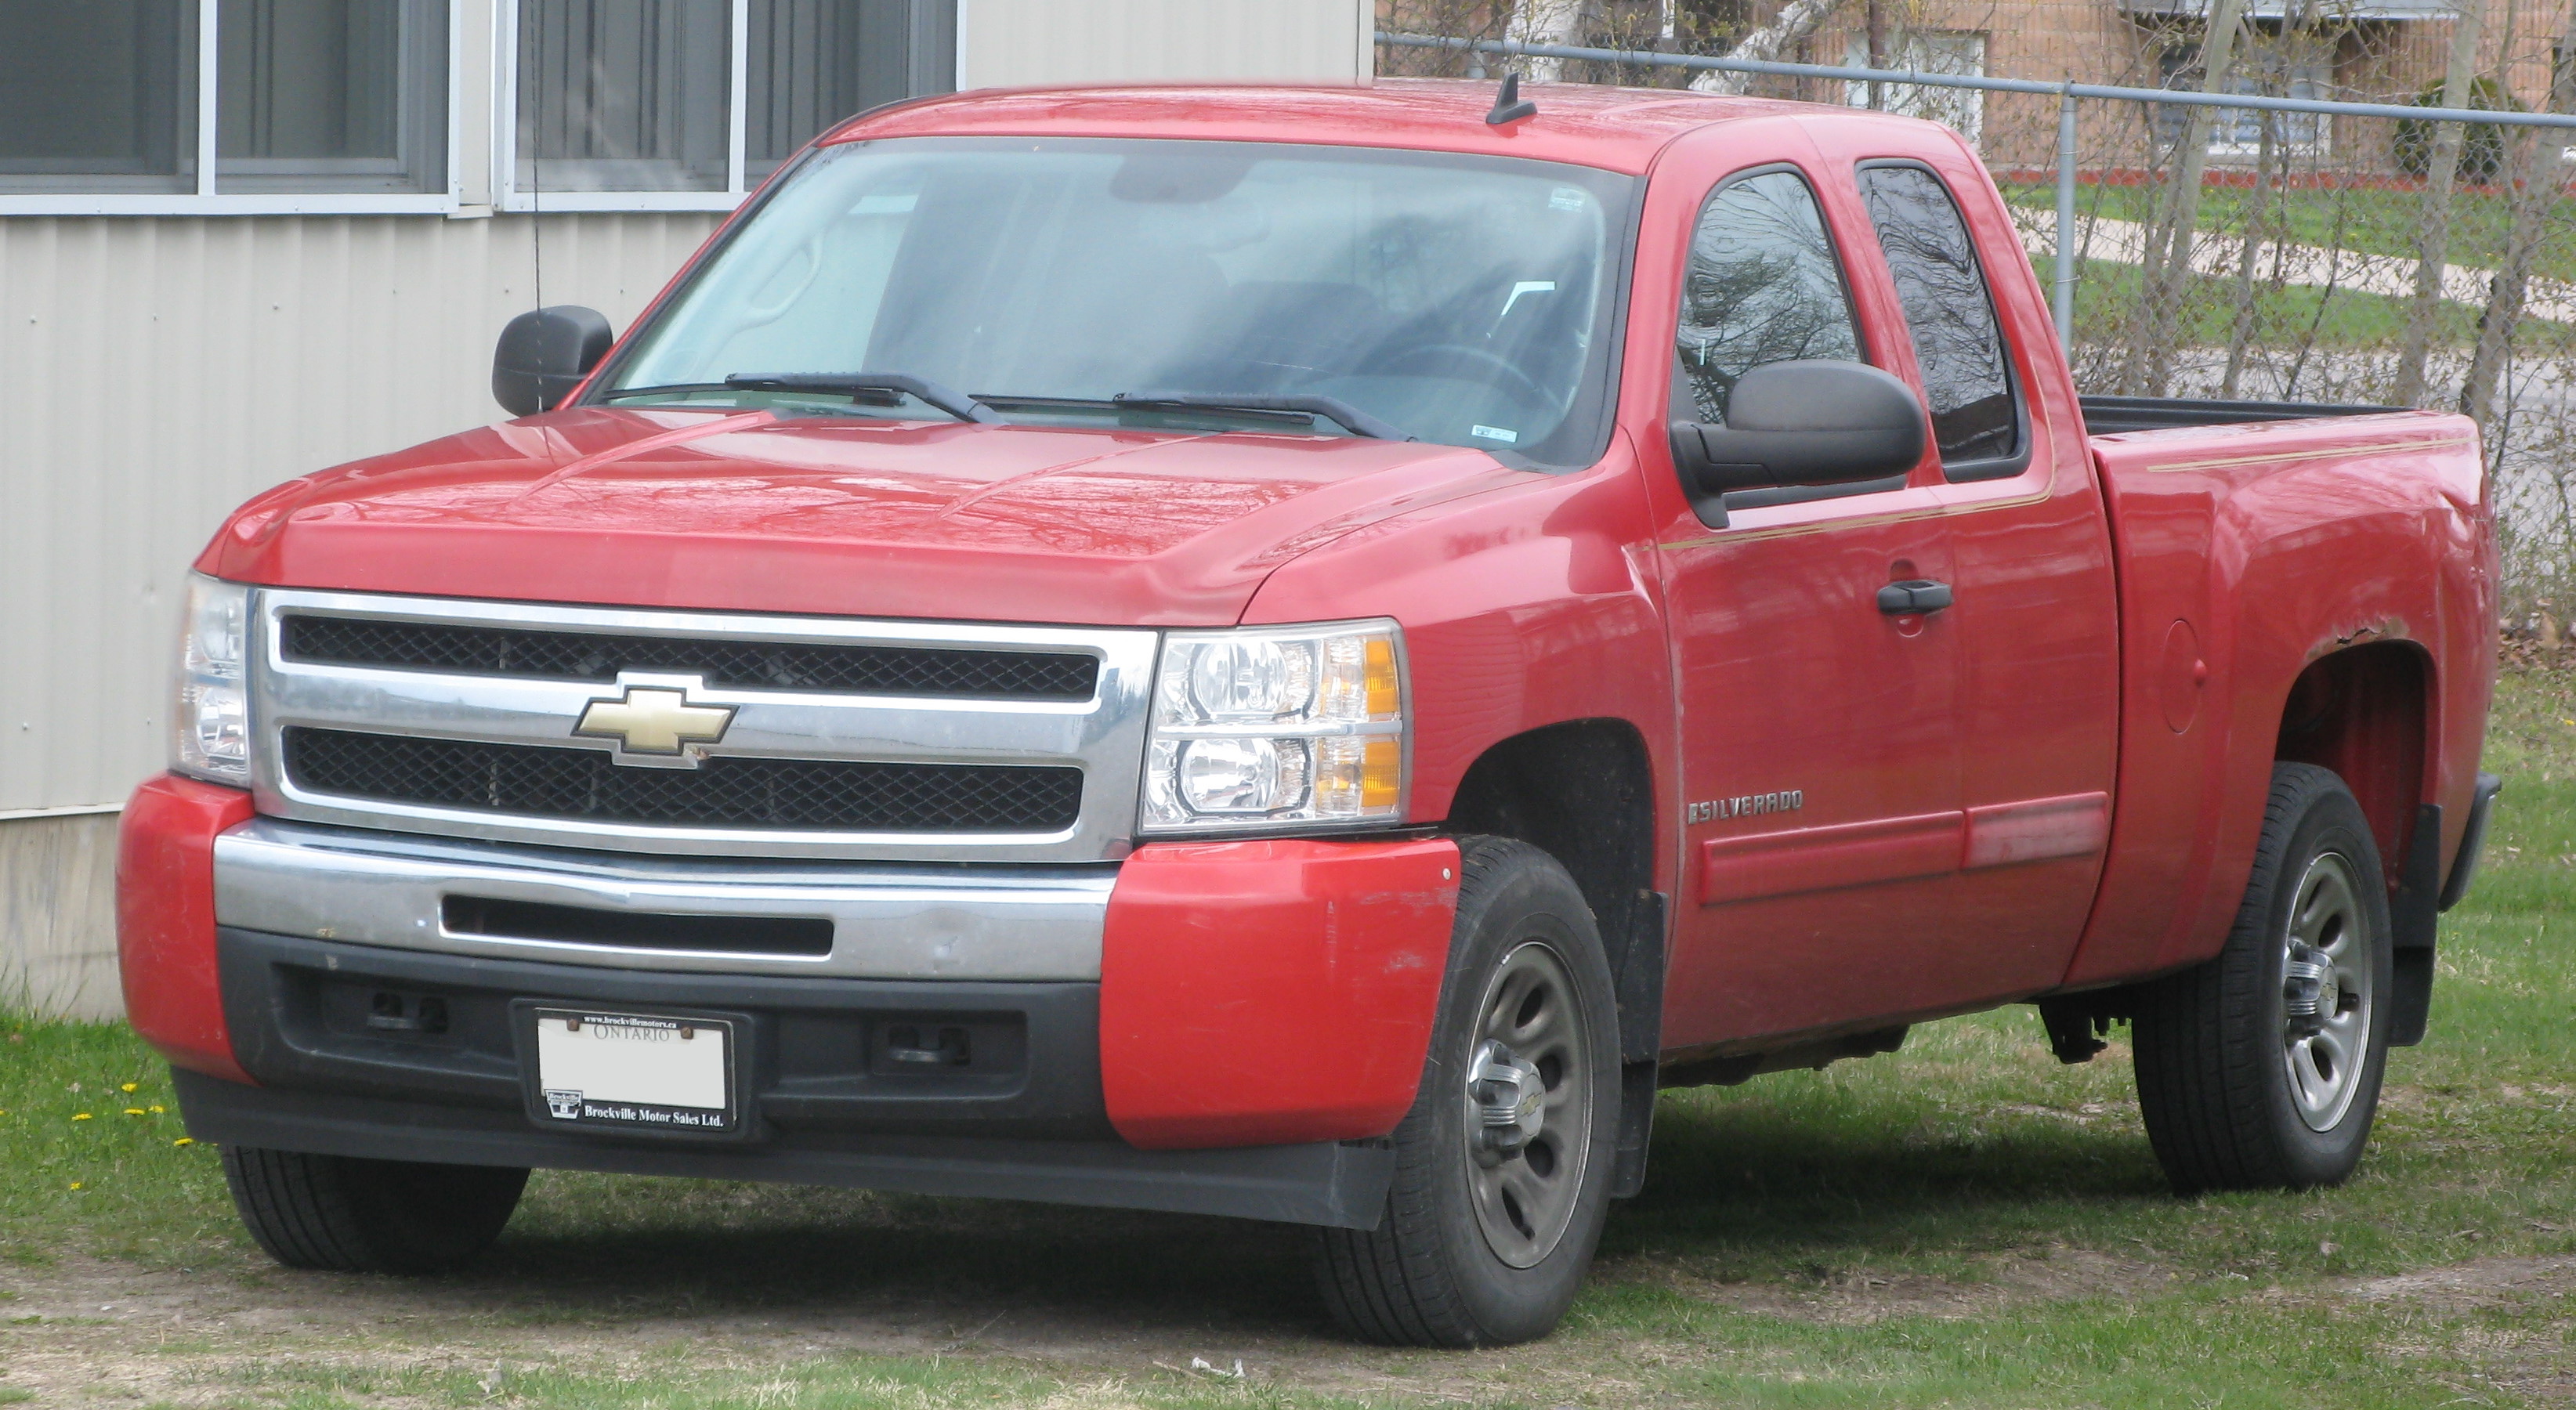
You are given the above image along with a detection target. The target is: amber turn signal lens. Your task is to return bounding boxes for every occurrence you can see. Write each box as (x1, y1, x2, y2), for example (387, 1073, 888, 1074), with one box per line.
(1364, 637, 1401, 719)
(1361, 737, 1402, 810)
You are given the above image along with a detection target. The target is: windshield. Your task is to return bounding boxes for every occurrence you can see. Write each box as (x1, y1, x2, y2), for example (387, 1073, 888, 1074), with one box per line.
(594, 137, 1635, 465)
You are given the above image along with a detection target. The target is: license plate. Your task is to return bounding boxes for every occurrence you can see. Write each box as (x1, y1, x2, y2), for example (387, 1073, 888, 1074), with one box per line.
(531, 1009, 736, 1133)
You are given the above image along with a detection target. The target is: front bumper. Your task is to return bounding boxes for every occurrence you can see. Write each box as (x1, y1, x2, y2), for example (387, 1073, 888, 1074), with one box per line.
(187, 926, 1392, 1227)
(120, 775, 1460, 1224)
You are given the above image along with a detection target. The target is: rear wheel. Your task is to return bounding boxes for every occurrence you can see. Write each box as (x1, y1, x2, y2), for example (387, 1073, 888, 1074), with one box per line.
(2132, 763, 2394, 1192)
(1312, 836, 1619, 1347)
(222, 1145, 527, 1274)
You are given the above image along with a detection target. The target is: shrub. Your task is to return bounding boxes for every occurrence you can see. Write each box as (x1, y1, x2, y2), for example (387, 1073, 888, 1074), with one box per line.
(2393, 76, 2522, 183)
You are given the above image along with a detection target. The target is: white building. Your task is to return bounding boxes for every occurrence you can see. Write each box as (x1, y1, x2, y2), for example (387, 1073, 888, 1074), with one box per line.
(0, 0, 1378, 1018)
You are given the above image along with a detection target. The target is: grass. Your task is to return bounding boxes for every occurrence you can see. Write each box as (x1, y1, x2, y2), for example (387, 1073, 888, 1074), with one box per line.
(5, 671, 2576, 1405)
(2001, 179, 2576, 285)
(2031, 252, 2491, 351)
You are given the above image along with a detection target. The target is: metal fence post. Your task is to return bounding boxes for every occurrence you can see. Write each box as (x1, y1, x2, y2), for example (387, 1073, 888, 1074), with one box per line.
(2054, 83, 2078, 351)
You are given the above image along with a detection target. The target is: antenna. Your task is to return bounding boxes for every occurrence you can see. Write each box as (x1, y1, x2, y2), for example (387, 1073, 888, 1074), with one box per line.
(1485, 71, 1538, 126)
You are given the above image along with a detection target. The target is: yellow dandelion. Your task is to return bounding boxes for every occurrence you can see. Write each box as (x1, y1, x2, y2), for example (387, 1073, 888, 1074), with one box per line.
(122, 1108, 146, 1116)
(119, 1083, 138, 1094)
(173, 1137, 194, 1148)
(68, 1182, 82, 1190)
(149, 1105, 165, 1115)
(71, 1112, 92, 1121)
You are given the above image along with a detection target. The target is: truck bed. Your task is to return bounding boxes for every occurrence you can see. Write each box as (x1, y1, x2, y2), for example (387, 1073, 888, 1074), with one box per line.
(2079, 394, 2401, 438)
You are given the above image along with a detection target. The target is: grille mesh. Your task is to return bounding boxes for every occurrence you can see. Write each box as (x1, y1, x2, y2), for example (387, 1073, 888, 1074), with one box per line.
(280, 615, 1098, 701)
(283, 728, 1084, 833)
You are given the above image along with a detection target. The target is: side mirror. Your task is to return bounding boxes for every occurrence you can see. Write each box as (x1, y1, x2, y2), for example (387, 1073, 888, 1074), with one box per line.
(1668, 360, 1926, 522)
(492, 306, 614, 417)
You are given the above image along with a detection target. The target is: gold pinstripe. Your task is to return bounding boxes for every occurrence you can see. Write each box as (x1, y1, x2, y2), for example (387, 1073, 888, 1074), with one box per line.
(1657, 435, 2473, 550)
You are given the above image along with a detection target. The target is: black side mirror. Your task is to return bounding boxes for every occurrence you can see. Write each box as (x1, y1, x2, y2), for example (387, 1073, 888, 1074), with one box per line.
(493, 306, 614, 417)
(1668, 360, 1927, 523)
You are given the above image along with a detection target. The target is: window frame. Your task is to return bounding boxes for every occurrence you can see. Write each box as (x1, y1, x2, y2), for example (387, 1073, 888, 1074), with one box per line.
(1851, 157, 2031, 484)
(0, 0, 461, 217)
(494, 0, 958, 213)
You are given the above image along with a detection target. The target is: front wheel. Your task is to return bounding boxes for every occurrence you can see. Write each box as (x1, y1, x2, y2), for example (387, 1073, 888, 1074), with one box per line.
(222, 1145, 528, 1274)
(1312, 836, 1620, 1347)
(2132, 763, 2395, 1192)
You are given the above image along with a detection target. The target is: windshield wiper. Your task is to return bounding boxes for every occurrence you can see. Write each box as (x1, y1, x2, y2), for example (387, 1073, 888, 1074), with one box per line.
(596, 382, 737, 403)
(722, 373, 1004, 424)
(1112, 392, 1409, 441)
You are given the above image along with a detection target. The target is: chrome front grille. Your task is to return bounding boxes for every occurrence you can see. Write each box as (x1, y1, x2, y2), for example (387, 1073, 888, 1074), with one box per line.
(281, 728, 1087, 833)
(279, 613, 1101, 700)
(248, 589, 1158, 862)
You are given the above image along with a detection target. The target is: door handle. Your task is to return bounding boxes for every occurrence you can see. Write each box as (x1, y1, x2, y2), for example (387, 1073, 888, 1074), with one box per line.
(1878, 579, 1954, 615)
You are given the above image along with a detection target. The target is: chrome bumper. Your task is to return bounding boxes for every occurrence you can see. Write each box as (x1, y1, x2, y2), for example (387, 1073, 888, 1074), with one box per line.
(212, 818, 1116, 982)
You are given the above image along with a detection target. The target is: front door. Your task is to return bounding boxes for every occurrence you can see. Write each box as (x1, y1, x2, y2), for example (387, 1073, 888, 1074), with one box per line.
(1649, 159, 1967, 1051)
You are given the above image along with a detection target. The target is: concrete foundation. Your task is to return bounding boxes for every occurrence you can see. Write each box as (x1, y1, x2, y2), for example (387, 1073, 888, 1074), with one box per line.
(1, 811, 122, 1021)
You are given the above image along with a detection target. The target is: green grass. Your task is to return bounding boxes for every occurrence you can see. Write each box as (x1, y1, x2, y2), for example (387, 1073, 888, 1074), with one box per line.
(2031, 252, 2490, 350)
(6, 674, 2576, 1405)
(2002, 180, 2576, 286)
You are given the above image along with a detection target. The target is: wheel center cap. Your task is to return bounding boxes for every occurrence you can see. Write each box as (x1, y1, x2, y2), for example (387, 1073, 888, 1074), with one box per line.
(2283, 948, 2336, 1034)
(1466, 1039, 1545, 1159)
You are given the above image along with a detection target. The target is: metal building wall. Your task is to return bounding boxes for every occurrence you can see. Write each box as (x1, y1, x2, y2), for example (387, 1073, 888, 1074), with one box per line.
(0, 213, 724, 816)
(959, 0, 1373, 87)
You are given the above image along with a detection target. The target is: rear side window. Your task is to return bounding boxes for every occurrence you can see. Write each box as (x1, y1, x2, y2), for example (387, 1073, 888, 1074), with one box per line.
(1857, 164, 2020, 472)
(1672, 169, 1861, 425)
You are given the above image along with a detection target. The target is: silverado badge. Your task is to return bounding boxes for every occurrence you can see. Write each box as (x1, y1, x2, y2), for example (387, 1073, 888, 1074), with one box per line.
(573, 678, 735, 765)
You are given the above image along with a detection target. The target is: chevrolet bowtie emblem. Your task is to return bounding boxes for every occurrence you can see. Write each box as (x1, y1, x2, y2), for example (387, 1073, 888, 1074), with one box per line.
(573, 680, 735, 764)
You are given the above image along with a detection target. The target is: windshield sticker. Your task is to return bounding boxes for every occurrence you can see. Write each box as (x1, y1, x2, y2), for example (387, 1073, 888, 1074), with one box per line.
(1471, 425, 1520, 443)
(1550, 186, 1589, 212)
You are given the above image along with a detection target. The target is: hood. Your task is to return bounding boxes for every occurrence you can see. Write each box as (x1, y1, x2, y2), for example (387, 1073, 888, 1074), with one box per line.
(201, 408, 1536, 626)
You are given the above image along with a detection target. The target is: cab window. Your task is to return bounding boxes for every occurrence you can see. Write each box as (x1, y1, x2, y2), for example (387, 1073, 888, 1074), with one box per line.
(1856, 164, 2022, 475)
(1671, 169, 1861, 426)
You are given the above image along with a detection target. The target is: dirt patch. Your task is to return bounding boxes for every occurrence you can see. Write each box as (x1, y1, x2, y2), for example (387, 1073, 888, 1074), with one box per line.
(0, 1249, 1532, 1407)
(1612, 1243, 2176, 1326)
(2336, 1252, 2576, 1312)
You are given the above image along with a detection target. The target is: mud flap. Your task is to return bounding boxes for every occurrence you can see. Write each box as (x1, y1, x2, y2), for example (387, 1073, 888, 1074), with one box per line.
(1609, 891, 1666, 1198)
(2387, 802, 2442, 1047)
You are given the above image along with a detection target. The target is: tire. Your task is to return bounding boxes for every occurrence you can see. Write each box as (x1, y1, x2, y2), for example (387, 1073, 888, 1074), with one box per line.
(2133, 763, 2396, 1193)
(221, 1145, 528, 1274)
(1312, 836, 1621, 1347)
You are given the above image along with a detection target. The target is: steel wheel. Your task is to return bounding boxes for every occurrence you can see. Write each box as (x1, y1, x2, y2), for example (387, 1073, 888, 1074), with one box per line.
(1460, 939, 1594, 1269)
(2280, 849, 2374, 1132)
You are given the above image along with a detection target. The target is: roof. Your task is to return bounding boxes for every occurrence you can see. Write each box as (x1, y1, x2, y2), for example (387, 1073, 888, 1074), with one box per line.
(824, 78, 1811, 176)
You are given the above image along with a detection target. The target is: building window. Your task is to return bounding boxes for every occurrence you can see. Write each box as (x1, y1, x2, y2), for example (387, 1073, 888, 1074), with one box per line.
(503, 0, 955, 210)
(1844, 32, 1988, 149)
(2156, 31, 2332, 154)
(0, 0, 950, 214)
(219, 0, 449, 194)
(0, 0, 446, 203)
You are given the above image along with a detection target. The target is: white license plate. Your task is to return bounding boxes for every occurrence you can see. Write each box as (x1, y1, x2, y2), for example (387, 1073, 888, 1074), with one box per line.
(533, 1010, 735, 1132)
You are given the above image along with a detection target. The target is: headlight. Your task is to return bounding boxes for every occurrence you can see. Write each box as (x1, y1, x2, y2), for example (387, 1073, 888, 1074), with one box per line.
(1141, 620, 1407, 833)
(172, 575, 253, 786)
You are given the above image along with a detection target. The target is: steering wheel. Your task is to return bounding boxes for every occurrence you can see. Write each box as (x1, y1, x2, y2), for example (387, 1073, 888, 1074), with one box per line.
(1372, 342, 1554, 408)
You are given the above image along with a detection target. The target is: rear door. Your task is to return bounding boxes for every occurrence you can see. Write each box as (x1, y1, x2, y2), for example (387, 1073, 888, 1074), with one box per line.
(1644, 135, 1970, 1051)
(1826, 127, 2122, 1003)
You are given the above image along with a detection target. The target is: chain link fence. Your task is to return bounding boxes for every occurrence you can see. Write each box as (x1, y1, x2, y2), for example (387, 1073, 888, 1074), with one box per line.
(1384, 16, 2576, 632)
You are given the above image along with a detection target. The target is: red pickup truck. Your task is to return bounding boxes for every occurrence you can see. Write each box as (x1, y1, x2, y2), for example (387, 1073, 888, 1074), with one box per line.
(121, 78, 2499, 1347)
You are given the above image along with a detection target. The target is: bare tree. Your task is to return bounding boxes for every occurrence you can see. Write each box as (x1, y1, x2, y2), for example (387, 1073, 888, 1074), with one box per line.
(2393, 0, 2491, 406)
(1688, 0, 1849, 91)
(2122, 0, 2252, 396)
(2464, 0, 2576, 425)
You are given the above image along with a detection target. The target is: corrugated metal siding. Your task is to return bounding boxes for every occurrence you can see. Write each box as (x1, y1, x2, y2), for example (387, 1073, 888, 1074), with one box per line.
(960, 0, 1372, 87)
(0, 212, 723, 813)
